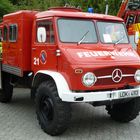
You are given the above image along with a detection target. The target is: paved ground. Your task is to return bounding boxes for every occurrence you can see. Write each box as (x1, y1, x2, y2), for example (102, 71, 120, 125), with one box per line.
(0, 88, 140, 140)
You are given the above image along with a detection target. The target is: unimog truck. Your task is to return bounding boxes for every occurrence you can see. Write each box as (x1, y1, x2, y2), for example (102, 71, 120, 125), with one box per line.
(1, 7, 140, 136)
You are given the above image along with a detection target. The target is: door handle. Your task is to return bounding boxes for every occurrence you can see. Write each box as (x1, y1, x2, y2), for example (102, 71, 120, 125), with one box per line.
(32, 48, 36, 50)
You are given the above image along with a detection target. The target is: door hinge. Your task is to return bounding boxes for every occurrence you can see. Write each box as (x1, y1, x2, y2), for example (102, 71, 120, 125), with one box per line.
(56, 49, 61, 56)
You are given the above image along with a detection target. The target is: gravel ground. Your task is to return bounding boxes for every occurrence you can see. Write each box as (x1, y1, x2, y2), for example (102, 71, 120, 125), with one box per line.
(0, 88, 140, 140)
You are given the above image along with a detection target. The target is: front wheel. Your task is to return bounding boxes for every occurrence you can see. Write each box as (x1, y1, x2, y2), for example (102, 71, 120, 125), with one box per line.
(106, 98, 140, 122)
(35, 81, 71, 136)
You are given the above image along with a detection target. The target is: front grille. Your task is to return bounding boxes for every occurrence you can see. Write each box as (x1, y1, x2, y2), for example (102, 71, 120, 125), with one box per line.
(94, 66, 136, 86)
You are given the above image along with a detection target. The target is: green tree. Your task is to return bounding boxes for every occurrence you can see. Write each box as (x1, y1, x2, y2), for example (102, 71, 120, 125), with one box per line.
(1, 0, 123, 18)
(107, 0, 122, 15)
(0, 0, 15, 20)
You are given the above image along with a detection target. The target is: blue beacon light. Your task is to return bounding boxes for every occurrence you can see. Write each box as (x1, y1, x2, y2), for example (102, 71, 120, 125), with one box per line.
(88, 7, 94, 13)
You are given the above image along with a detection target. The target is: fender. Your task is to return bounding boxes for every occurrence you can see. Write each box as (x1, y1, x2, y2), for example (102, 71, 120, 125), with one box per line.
(33, 70, 71, 100)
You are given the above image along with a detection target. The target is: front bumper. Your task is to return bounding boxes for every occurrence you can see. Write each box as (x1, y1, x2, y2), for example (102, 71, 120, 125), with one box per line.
(61, 87, 140, 102)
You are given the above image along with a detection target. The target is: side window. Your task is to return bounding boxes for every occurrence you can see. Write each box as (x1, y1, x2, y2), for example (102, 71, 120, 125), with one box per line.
(37, 27, 47, 43)
(126, 14, 136, 27)
(9, 24, 17, 42)
(3, 26, 8, 41)
(37, 20, 55, 44)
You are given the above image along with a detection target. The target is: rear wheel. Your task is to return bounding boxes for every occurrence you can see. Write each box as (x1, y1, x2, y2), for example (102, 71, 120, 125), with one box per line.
(0, 72, 13, 103)
(106, 98, 140, 122)
(35, 81, 71, 136)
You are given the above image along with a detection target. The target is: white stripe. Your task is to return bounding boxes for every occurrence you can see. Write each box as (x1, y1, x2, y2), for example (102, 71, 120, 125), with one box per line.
(97, 74, 134, 79)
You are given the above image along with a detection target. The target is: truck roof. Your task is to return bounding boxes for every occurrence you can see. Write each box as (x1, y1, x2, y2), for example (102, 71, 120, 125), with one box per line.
(35, 8, 123, 22)
(3, 10, 38, 20)
(3, 8, 124, 22)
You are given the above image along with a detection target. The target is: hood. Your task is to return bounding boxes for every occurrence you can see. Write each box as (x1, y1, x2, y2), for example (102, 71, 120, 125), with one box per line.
(61, 46, 140, 66)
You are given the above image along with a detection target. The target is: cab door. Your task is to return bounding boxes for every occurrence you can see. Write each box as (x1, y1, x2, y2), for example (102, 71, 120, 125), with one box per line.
(32, 18, 58, 73)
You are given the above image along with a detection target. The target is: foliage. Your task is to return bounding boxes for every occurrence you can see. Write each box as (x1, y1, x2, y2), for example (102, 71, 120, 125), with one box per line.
(0, 0, 123, 20)
(0, 0, 15, 21)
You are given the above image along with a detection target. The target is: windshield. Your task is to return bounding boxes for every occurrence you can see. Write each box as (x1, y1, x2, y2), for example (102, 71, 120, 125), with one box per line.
(97, 22, 129, 44)
(57, 19, 97, 43)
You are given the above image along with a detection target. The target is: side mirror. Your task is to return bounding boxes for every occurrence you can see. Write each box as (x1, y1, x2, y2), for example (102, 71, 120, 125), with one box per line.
(135, 31, 140, 44)
(37, 27, 46, 43)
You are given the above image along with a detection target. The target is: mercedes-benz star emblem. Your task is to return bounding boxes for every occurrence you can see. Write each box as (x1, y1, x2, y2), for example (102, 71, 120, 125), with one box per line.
(112, 69, 122, 83)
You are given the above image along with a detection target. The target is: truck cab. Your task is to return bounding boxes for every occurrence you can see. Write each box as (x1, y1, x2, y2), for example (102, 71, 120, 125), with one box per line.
(32, 8, 140, 95)
(1, 8, 140, 136)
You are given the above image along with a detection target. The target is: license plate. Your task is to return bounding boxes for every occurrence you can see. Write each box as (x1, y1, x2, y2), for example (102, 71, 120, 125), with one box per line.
(118, 90, 139, 98)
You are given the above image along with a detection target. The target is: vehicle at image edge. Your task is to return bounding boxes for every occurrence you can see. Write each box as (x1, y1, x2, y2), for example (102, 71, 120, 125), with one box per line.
(0, 23, 3, 55)
(117, 0, 140, 54)
(1, 7, 140, 136)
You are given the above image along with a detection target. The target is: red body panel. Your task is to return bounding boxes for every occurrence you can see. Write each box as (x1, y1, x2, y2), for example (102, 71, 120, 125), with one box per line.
(117, 0, 129, 17)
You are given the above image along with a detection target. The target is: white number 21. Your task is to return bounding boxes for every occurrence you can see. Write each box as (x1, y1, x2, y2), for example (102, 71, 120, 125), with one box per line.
(34, 57, 40, 65)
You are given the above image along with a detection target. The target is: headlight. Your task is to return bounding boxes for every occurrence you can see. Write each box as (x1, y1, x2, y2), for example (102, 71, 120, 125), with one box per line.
(82, 72, 97, 87)
(135, 70, 140, 83)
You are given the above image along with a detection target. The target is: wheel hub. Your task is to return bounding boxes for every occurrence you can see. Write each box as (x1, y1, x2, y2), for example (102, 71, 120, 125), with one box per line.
(41, 97, 54, 121)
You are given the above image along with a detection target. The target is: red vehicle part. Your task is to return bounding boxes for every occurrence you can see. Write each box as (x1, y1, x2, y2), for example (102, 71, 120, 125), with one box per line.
(117, 0, 129, 17)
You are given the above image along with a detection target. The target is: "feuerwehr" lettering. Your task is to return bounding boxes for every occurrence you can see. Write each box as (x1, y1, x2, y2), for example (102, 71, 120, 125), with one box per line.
(77, 51, 136, 58)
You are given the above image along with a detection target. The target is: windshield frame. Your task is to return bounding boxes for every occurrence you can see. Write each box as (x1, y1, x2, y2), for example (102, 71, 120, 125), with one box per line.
(57, 18, 98, 44)
(96, 21, 130, 44)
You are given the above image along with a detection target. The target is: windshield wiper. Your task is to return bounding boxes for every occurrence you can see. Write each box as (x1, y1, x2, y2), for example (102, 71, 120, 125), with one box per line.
(115, 35, 125, 45)
(78, 30, 89, 45)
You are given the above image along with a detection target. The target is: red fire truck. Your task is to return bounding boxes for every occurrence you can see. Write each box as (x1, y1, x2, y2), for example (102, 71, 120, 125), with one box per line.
(1, 8, 140, 136)
(117, 0, 140, 53)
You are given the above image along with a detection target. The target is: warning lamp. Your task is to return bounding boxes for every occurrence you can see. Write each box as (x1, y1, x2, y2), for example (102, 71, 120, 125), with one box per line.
(88, 7, 94, 13)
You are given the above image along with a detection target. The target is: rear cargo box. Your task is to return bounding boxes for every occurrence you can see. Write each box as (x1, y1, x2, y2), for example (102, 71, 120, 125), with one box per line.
(2, 10, 37, 76)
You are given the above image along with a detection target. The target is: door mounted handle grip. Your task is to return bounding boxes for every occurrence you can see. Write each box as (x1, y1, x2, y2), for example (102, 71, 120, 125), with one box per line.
(32, 48, 36, 50)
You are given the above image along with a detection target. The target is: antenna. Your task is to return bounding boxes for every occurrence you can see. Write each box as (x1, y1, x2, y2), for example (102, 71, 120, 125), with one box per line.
(105, 0, 109, 15)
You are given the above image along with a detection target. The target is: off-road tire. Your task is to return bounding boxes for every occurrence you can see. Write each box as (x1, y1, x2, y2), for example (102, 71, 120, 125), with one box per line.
(0, 72, 13, 103)
(35, 81, 71, 136)
(106, 98, 140, 122)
